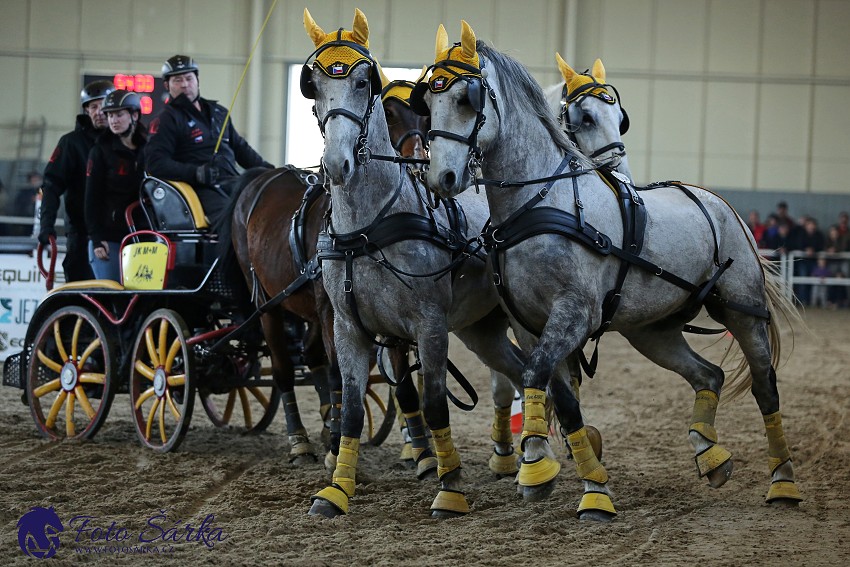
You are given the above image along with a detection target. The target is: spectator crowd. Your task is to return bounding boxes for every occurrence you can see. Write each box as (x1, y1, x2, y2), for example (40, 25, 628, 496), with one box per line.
(747, 202, 850, 309)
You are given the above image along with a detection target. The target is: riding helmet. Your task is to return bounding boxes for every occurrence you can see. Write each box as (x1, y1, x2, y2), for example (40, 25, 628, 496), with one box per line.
(80, 80, 116, 109)
(162, 55, 199, 79)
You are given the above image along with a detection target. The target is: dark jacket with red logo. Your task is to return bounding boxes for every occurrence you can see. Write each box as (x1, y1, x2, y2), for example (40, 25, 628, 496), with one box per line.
(144, 94, 270, 183)
(85, 125, 147, 244)
(41, 114, 102, 236)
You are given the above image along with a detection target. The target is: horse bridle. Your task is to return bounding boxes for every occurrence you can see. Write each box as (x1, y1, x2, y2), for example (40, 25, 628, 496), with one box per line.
(410, 51, 499, 179)
(300, 34, 382, 167)
(560, 77, 630, 168)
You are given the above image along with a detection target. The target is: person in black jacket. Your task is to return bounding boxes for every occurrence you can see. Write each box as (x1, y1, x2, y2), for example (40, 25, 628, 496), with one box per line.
(145, 55, 272, 227)
(39, 80, 115, 281)
(85, 90, 147, 281)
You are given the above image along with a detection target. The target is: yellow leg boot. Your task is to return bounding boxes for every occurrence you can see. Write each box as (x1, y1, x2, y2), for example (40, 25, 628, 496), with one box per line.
(310, 436, 359, 517)
(764, 412, 802, 504)
(518, 388, 560, 488)
(489, 406, 518, 475)
(568, 427, 616, 519)
(689, 390, 733, 488)
(430, 426, 469, 516)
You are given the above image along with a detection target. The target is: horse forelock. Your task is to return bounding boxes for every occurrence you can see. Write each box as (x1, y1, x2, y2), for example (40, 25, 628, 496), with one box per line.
(476, 42, 590, 167)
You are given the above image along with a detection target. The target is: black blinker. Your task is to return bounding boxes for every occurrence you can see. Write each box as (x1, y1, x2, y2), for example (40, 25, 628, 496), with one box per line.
(410, 81, 431, 116)
(619, 106, 630, 135)
(300, 64, 316, 99)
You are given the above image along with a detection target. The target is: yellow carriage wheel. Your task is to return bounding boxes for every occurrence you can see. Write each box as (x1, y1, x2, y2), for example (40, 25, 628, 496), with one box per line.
(363, 373, 396, 446)
(129, 308, 195, 452)
(26, 305, 117, 441)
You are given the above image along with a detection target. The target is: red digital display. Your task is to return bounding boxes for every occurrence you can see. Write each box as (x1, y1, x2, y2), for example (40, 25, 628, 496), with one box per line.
(84, 72, 167, 120)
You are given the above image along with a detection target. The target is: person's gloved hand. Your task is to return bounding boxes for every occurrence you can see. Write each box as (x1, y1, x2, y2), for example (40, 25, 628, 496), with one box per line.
(196, 163, 221, 186)
(37, 227, 56, 246)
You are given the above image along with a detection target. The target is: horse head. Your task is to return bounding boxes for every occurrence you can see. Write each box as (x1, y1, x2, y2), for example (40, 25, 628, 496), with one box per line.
(379, 70, 430, 160)
(412, 21, 502, 198)
(301, 8, 387, 188)
(555, 55, 633, 181)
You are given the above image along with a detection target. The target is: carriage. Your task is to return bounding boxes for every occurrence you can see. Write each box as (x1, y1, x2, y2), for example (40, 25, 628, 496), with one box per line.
(1, 174, 395, 453)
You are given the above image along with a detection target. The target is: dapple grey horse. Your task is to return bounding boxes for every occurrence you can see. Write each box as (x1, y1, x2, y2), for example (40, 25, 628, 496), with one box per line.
(301, 8, 528, 518)
(416, 21, 801, 521)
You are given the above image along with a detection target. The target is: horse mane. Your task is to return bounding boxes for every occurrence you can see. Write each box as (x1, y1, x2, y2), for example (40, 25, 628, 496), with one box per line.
(477, 41, 590, 167)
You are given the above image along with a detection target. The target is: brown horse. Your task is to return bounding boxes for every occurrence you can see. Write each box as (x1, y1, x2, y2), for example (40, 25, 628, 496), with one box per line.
(225, 83, 436, 471)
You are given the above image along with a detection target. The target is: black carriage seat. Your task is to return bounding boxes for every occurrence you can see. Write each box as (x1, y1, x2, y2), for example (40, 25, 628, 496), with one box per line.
(140, 175, 210, 234)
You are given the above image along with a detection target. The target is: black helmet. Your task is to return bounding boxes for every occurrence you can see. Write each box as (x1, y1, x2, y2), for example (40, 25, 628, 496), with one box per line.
(80, 80, 115, 109)
(102, 90, 142, 114)
(162, 55, 199, 80)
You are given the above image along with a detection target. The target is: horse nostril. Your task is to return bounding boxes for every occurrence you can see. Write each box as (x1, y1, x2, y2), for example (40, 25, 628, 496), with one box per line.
(342, 159, 351, 178)
(440, 170, 457, 192)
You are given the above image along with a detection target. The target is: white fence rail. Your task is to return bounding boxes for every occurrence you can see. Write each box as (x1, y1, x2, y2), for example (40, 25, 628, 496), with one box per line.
(759, 249, 850, 303)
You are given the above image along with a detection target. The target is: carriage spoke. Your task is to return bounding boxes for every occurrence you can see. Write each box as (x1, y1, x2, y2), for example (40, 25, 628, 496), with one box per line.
(145, 398, 160, 440)
(366, 388, 388, 414)
(36, 349, 63, 373)
(78, 338, 102, 369)
(32, 378, 61, 398)
(365, 399, 374, 438)
(165, 338, 182, 373)
(45, 390, 68, 429)
(135, 387, 157, 410)
(144, 328, 159, 368)
(166, 375, 185, 387)
(238, 388, 253, 429)
(222, 391, 236, 423)
(166, 390, 181, 420)
(70, 317, 83, 362)
(158, 397, 167, 444)
(158, 319, 169, 363)
(65, 392, 76, 437)
(74, 385, 96, 419)
(79, 373, 106, 385)
(134, 360, 156, 381)
(247, 386, 269, 409)
(53, 320, 68, 362)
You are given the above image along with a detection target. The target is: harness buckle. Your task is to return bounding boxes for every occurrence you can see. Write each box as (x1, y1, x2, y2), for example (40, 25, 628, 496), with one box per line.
(357, 144, 372, 165)
(537, 186, 550, 200)
(493, 273, 501, 286)
(344, 279, 353, 293)
(576, 198, 584, 209)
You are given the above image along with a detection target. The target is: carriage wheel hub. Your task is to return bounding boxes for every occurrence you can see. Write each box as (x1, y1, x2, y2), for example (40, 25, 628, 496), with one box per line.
(153, 368, 167, 398)
(60, 363, 78, 391)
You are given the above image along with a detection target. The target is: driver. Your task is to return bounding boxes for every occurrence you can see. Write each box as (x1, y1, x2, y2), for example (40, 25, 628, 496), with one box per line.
(145, 55, 273, 226)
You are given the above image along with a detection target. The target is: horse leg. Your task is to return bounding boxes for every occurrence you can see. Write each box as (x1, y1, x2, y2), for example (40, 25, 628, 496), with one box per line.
(622, 327, 733, 488)
(264, 311, 315, 465)
(392, 347, 438, 479)
(517, 304, 616, 521)
(418, 327, 468, 518)
(308, 326, 372, 518)
(563, 353, 603, 461)
(711, 309, 802, 505)
(453, 309, 526, 476)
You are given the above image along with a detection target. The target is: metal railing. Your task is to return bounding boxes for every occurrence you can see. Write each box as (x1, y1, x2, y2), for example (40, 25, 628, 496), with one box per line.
(759, 249, 850, 302)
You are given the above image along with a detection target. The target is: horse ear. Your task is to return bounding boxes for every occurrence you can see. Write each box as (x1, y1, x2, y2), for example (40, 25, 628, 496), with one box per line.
(555, 52, 577, 84)
(435, 24, 449, 58)
(460, 20, 477, 59)
(592, 58, 606, 83)
(416, 65, 429, 83)
(377, 64, 390, 89)
(352, 8, 369, 47)
(303, 8, 325, 48)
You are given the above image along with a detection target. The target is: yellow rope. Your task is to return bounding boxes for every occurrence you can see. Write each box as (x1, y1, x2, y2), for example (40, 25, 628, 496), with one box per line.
(214, 0, 279, 155)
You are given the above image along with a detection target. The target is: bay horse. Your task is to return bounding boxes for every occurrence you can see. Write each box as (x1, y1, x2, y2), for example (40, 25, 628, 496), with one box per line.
(544, 55, 634, 183)
(415, 20, 801, 520)
(301, 8, 527, 518)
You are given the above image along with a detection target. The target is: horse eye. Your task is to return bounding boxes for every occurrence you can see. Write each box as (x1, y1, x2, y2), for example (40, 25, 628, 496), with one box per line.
(356, 79, 368, 89)
(582, 114, 596, 127)
(457, 95, 471, 108)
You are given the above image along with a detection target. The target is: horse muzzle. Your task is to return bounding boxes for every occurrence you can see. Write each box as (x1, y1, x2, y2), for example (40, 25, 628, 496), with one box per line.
(426, 166, 469, 199)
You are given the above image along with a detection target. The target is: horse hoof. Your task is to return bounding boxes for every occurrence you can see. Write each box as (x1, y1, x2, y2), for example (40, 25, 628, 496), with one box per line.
(522, 479, 556, 502)
(416, 456, 438, 480)
(768, 498, 800, 508)
(290, 453, 318, 467)
(308, 498, 343, 518)
(430, 509, 465, 519)
(578, 509, 616, 523)
(706, 459, 733, 488)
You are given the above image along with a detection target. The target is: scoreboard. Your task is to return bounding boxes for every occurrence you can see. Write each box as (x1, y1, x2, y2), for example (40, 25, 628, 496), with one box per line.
(82, 72, 169, 124)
